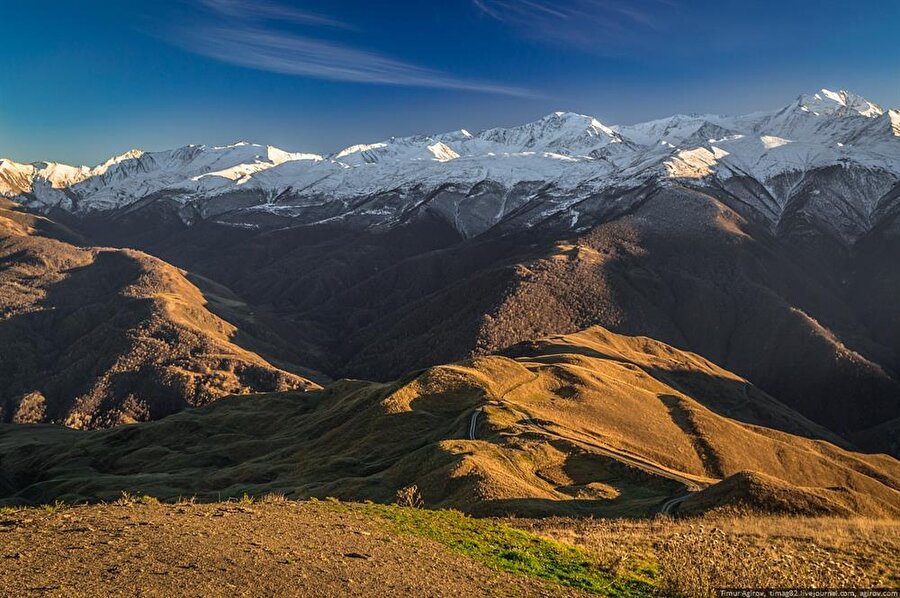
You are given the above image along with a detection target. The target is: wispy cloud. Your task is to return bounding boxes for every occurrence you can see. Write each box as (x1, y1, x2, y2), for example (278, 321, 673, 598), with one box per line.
(169, 0, 532, 96)
(472, 0, 679, 49)
(195, 0, 347, 28)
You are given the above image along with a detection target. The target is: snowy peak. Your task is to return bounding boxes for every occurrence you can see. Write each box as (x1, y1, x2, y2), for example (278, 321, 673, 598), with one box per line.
(2, 86, 898, 244)
(0, 159, 39, 196)
(0, 159, 93, 196)
(267, 146, 322, 165)
(28, 162, 93, 188)
(0, 142, 325, 211)
(616, 115, 742, 147)
(545, 111, 620, 139)
(328, 111, 626, 166)
(333, 143, 391, 164)
(796, 89, 884, 118)
(88, 142, 321, 182)
(89, 149, 146, 178)
(436, 129, 473, 143)
(332, 138, 459, 165)
(473, 111, 626, 155)
(889, 110, 900, 137)
(750, 88, 892, 143)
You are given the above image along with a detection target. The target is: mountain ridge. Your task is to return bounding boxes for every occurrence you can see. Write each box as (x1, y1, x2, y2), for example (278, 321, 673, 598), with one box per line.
(3, 87, 898, 247)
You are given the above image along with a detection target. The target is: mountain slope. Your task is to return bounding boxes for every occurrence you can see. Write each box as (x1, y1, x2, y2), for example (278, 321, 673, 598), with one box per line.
(87, 180, 900, 450)
(0, 199, 318, 428)
(1, 326, 897, 518)
(471, 186, 900, 438)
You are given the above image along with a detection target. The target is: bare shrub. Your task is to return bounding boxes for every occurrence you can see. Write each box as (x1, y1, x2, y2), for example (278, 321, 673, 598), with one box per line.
(260, 493, 288, 504)
(395, 485, 424, 509)
(113, 491, 137, 507)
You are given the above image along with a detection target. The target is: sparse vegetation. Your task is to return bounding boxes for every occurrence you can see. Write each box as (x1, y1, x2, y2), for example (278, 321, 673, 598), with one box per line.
(337, 502, 657, 596)
(259, 492, 288, 504)
(40, 500, 68, 513)
(394, 484, 424, 508)
(511, 509, 900, 595)
(112, 491, 160, 506)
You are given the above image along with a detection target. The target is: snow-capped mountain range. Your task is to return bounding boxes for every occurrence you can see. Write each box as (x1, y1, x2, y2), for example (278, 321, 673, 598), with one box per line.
(2, 89, 898, 243)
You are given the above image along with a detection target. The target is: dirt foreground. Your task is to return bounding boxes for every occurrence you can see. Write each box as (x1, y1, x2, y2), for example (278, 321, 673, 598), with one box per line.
(0, 500, 579, 597)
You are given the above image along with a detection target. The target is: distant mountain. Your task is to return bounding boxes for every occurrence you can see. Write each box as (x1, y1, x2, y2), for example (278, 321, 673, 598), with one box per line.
(1, 88, 898, 455)
(3, 88, 898, 244)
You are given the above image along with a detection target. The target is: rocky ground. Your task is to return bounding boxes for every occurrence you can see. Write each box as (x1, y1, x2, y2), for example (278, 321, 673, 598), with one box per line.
(0, 499, 583, 597)
(1, 498, 897, 597)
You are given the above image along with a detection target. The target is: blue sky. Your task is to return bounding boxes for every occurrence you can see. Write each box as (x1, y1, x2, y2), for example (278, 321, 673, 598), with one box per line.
(3, 0, 899, 165)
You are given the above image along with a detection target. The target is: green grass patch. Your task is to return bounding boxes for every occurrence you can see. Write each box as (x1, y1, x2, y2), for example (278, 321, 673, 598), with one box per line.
(40, 500, 68, 513)
(336, 502, 657, 596)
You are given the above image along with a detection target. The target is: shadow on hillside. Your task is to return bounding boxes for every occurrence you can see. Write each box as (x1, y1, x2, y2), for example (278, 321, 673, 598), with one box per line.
(465, 495, 668, 519)
(504, 337, 857, 450)
(643, 367, 856, 450)
(0, 249, 157, 424)
(502, 341, 632, 365)
(185, 271, 333, 386)
(0, 240, 312, 427)
(0, 380, 480, 508)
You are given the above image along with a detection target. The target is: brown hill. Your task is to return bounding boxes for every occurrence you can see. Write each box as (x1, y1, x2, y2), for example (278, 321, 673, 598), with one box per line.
(0, 199, 318, 428)
(71, 184, 900, 453)
(679, 470, 878, 517)
(2, 326, 896, 518)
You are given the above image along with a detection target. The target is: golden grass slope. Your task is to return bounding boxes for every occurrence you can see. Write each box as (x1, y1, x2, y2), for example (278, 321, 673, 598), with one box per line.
(0, 199, 317, 428)
(515, 510, 900, 591)
(1, 325, 897, 518)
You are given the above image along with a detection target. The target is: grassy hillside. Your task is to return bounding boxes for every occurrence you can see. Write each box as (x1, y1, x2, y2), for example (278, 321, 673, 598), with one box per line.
(0, 199, 318, 428)
(2, 325, 896, 517)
